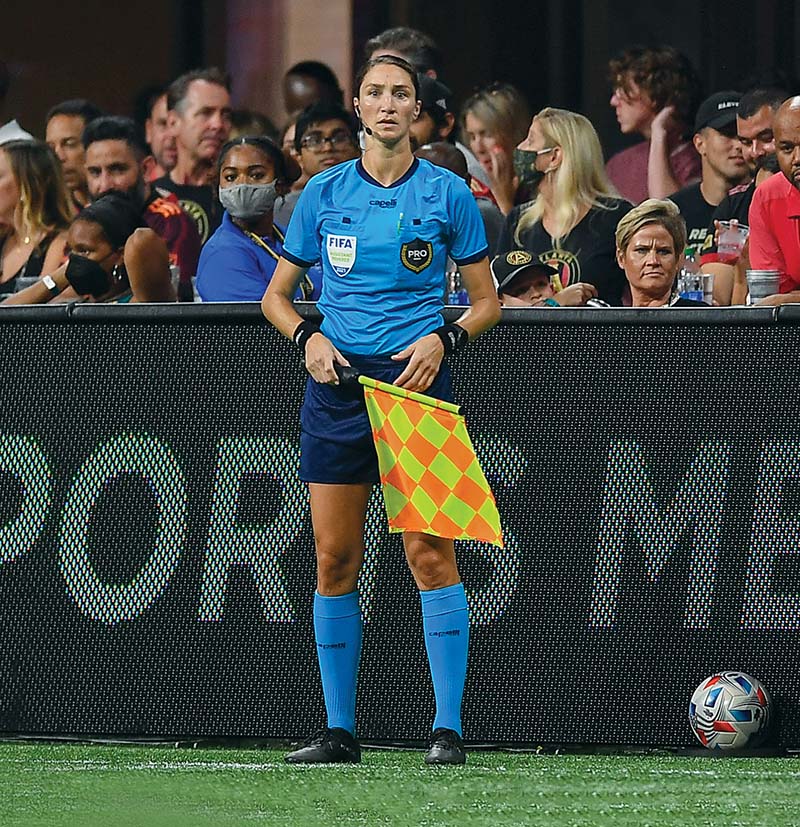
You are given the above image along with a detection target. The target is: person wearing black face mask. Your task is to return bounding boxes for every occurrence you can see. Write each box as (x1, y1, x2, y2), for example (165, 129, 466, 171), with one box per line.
(196, 136, 322, 302)
(498, 108, 633, 306)
(3, 192, 176, 304)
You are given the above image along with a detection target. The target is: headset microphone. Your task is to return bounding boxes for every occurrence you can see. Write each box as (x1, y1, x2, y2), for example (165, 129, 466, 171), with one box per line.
(355, 105, 373, 135)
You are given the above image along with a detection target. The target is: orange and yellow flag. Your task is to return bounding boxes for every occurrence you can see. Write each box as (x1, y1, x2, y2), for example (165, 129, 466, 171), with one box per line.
(360, 375, 503, 547)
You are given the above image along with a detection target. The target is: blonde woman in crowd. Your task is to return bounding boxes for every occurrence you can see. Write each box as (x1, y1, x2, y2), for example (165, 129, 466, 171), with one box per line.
(498, 107, 633, 305)
(615, 198, 705, 307)
(0, 140, 71, 295)
(460, 83, 530, 215)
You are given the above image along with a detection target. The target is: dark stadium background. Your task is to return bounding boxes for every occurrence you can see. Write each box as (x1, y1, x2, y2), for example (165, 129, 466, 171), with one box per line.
(1, 0, 796, 159)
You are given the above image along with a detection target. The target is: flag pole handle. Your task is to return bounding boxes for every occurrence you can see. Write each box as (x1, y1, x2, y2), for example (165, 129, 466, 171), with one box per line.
(333, 364, 362, 386)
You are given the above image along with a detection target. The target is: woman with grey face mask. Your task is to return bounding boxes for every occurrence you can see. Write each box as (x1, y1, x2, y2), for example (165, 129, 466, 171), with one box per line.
(196, 136, 320, 301)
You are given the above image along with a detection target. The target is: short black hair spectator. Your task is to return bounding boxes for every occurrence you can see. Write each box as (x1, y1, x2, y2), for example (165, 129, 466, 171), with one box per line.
(294, 102, 357, 154)
(230, 109, 279, 142)
(759, 153, 780, 175)
(738, 87, 790, 119)
(46, 99, 104, 127)
(364, 26, 442, 76)
(133, 84, 167, 129)
(77, 191, 145, 249)
(167, 67, 231, 113)
(285, 61, 344, 106)
(82, 115, 149, 160)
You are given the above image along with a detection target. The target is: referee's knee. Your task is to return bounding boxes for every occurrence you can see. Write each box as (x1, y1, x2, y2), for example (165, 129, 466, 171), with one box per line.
(315, 544, 362, 595)
(404, 536, 458, 591)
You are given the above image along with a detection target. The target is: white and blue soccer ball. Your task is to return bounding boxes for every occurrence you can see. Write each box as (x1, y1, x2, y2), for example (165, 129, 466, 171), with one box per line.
(689, 672, 772, 751)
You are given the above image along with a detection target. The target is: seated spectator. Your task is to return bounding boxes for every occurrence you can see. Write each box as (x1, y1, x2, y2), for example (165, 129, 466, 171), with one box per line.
(365, 26, 442, 78)
(492, 250, 597, 307)
(144, 88, 177, 181)
(713, 156, 780, 305)
(196, 136, 319, 302)
(0, 140, 71, 295)
(747, 96, 800, 305)
(229, 108, 279, 142)
(154, 68, 233, 244)
(45, 99, 104, 211)
(615, 198, 705, 307)
(82, 116, 201, 302)
(274, 102, 358, 227)
(461, 83, 531, 214)
(498, 107, 632, 305)
(283, 61, 344, 120)
(3, 192, 175, 304)
(607, 46, 702, 204)
(700, 87, 786, 304)
(0, 60, 33, 144)
(669, 91, 749, 256)
(280, 115, 307, 193)
(415, 141, 504, 256)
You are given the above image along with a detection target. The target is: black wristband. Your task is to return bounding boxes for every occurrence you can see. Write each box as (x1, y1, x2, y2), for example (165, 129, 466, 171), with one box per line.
(433, 323, 469, 355)
(292, 320, 321, 352)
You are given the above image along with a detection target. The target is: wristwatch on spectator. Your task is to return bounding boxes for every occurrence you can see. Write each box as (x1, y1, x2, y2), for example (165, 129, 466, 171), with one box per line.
(42, 275, 61, 298)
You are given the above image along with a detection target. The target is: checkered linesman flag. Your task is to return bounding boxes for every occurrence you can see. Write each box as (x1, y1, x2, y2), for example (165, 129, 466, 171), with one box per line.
(359, 375, 503, 548)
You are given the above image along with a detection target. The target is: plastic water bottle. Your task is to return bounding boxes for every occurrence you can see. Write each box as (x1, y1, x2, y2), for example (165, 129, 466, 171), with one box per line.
(678, 248, 703, 302)
(447, 267, 469, 305)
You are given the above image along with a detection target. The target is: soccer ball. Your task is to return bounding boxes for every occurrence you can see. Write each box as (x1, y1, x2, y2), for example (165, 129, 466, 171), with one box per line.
(689, 672, 772, 751)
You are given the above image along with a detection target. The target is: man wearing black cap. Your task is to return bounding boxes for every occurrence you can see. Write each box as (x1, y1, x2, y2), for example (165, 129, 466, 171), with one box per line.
(492, 251, 598, 307)
(409, 75, 489, 191)
(409, 76, 454, 152)
(669, 91, 750, 256)
(699, 87, 787, 304)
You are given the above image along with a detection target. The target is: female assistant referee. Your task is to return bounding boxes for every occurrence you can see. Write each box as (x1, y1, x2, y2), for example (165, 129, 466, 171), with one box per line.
(262, 55, 501, 766)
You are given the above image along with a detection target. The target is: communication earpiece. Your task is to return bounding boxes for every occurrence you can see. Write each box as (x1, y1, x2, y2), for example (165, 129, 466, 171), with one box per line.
(354, 104, 372, 136)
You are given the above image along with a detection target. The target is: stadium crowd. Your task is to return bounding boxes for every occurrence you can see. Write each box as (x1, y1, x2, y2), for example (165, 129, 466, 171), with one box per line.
(1, 27, 798, 309)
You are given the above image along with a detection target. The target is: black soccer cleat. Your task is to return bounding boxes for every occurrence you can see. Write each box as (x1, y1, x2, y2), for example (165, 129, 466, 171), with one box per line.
(285, 727, 361, 765)
(424, 727, 467, 765)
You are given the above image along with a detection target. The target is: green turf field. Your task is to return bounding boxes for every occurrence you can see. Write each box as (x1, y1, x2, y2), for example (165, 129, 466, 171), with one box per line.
(1, 742, 798, 827)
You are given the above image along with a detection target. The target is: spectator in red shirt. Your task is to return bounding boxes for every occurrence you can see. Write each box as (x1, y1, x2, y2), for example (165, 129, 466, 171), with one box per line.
(748, 95, 800, 305)
(82, 116, 201, 301)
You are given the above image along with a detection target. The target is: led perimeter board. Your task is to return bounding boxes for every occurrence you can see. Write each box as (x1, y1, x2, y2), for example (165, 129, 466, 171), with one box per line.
(0, 303, 798, 747)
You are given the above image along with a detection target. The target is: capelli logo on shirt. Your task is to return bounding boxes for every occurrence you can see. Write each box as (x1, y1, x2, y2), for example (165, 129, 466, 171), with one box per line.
(369, 199, 397, 208)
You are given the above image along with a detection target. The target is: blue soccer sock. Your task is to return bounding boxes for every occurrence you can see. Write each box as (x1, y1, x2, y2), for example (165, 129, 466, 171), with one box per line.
(314, 591, 362, 736)
(420, 582, 469, 736)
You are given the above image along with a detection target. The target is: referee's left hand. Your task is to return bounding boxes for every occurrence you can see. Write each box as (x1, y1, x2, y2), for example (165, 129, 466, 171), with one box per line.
(391, 334, 444, 392)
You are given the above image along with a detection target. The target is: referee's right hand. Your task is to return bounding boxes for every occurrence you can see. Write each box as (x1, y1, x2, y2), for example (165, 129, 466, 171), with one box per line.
(305, 334, 351, 385)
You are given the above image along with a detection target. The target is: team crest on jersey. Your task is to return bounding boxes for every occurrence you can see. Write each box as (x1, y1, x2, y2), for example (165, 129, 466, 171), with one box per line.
(400, 237, 433, 273)
(326, 234, 357, 276)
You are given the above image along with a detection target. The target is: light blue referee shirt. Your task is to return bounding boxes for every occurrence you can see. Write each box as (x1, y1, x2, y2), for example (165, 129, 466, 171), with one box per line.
(282, 157, 488, 356)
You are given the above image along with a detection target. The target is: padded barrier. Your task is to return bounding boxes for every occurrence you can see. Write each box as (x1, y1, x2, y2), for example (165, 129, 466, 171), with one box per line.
(0, 303, 797, 747)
